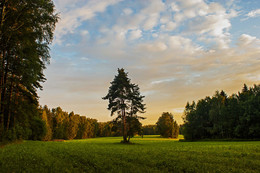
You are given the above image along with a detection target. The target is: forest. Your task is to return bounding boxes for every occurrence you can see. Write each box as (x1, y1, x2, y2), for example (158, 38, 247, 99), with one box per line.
(182, 84, 260, 140)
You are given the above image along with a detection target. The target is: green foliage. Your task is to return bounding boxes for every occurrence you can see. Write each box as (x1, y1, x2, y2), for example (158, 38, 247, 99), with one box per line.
(0, 136, 260, 172)
(30, 117, 46, 141)
(126, 116, 142, 139)
(38, 105, 107, 141)
(0, 0, 58, 141)
(103, 68, 146, 142)
(66, 112, 80, 140)
(97, 121, 118, 137)
(183, 84, 260, 140)
(41, 106, 53, 141)
(156, 112, 179, 138)
(142, 125, 158, 135)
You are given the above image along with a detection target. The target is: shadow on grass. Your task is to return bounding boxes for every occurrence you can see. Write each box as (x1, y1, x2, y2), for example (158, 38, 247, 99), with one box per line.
(112, 142, 142, 145)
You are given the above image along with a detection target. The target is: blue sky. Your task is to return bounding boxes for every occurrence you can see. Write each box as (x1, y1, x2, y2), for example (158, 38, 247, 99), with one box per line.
(39, 0, 260, 124)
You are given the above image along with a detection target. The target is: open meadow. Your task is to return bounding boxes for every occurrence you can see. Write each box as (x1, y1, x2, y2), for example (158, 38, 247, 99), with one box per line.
(0, 135, 260, 172)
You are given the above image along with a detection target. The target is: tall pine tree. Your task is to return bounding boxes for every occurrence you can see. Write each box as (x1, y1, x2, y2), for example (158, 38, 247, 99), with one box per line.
(103, 68, 146, 143)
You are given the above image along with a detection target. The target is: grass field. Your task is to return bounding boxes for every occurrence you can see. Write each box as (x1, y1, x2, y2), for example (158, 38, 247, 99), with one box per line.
(0, 135, 260, 172)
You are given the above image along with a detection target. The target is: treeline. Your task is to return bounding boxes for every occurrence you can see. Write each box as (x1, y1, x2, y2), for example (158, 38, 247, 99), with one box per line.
(40, 106, 121, 141)
(40, 109, 181, 140)
(183, 84, 260, 140)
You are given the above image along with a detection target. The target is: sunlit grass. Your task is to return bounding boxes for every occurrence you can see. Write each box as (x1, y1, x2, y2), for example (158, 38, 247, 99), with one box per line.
(0, 135, 259, 172)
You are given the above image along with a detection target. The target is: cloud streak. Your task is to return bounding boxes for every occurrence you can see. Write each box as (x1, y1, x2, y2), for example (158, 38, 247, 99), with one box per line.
(247, 9, 260, 18)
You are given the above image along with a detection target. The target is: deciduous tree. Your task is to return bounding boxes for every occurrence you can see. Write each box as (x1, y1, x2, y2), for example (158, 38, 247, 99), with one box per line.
(156, 112, 179, 138)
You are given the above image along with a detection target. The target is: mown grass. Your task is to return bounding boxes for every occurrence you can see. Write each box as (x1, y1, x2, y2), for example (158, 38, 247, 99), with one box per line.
(0, 135, 260, 172)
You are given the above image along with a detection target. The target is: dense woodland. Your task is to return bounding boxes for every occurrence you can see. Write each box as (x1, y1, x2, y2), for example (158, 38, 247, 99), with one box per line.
(0, 0, 58, 141)
(183, 84, 260, 140)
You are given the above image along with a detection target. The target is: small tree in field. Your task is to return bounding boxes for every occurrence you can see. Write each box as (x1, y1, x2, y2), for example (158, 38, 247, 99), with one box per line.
(103, 68, 146, 143)
(156, 112, 179, 138)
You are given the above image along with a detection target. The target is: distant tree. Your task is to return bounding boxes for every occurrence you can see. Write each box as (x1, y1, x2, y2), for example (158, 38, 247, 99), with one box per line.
(97, 121, 116, 137)
(41, 106, 53, 141)
(126, 116, 142, 140)
(103, 68, 146, 143)
(52, 107, 68, 139)
(66, 112, 80, 140)
(75, 116, 98, 139)
(156, 112, 179, 138)
(76, 116, 89, 139)
(172, 120, 179, 138)
(143, 125, 158, 135)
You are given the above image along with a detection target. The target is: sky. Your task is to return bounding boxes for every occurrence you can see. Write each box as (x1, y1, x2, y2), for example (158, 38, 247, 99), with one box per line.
(38, 0, 260, 125)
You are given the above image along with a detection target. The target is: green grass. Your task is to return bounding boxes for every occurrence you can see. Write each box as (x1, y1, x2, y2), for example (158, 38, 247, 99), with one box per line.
(0, 135, 260, 172)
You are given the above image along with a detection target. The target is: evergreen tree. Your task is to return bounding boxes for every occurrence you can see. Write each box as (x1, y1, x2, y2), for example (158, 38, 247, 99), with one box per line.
(103, 68, 146, 143)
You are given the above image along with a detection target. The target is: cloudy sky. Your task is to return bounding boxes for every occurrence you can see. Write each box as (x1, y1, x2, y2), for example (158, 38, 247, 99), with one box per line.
(39, 0, 260, 124)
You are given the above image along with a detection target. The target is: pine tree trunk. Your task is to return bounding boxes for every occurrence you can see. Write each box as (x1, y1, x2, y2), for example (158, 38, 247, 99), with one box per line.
(122, 108, 127, 142)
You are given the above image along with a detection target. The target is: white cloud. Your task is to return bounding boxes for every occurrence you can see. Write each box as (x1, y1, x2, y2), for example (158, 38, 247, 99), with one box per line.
(129, 29, 142, 40)
(54, 0, 122, 44)
(151, 77, 176, 85)
(140, 0, 165, 30)
(238, 34, 260, 47)
(123, 8, 133, 15)
(247, 9, 260, 18)
(176, 0, 208, 19)
(138, 41, 168, 52)
(152, 33, 159, 38)
(168, 36, 202, 53)
(160, 15, 170, 24)
(170, 2, 180, 12)
(177, 0, 204, 8)
(80, 57, 89, 61)
(165, 22, 177, 31)
(172, 108, 185, 114)
(208, 3, 225, 14)
(80, 30, 89, 36)
(143, 13, 160, 30)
